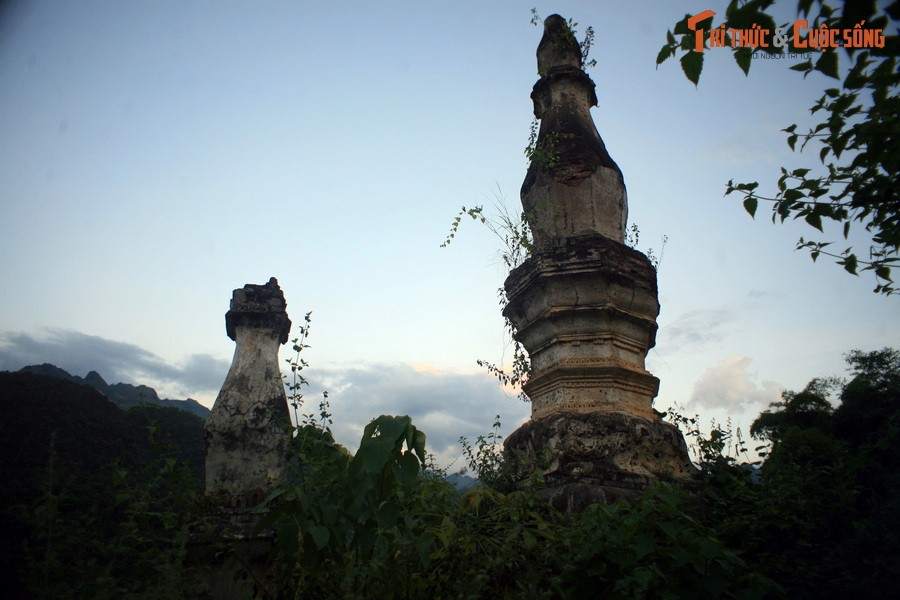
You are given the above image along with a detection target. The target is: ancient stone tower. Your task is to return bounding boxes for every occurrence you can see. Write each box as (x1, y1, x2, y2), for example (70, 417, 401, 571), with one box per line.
(191, 277, 292, 599)
(205, 276, 292, 497)
(503, 15, 694, 511)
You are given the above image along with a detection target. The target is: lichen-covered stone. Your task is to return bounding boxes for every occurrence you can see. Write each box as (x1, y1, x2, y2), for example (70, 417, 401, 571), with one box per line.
(225, 277, 291, 344)
(205, 277, 291, 497)
(504, 234, 660, 420)
(506, 411, 696, 512)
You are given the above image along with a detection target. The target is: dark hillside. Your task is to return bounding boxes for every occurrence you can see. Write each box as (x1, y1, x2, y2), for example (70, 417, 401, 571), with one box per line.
(0, 371, 205, 598)
(18, 363, 211, 419)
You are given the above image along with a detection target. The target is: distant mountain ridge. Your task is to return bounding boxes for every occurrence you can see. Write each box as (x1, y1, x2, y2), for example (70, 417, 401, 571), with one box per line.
(16, 363, 210, 419)
(445, 472, 478, 491)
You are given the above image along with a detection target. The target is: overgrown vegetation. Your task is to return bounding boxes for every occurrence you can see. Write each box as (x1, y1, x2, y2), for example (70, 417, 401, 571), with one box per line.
(0, 372, 203, 598)
(529, 8, 597, 71)
(686, 348, 900, 599)
(440, 192, 533, 402)
(3, 342, 898, 598)
(657, 0, 899, 294)
(253, 337, 900, 599)
(244, 344, 898, 599)
(440, 196, 667, 403)
(253, 411, 777, 599)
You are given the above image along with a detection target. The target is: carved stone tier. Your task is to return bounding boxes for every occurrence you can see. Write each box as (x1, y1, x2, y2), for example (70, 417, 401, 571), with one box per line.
(504, 234, 660, 420)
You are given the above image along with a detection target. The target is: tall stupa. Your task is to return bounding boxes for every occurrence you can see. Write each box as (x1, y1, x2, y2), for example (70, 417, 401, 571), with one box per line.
(503, 15, 695, 511)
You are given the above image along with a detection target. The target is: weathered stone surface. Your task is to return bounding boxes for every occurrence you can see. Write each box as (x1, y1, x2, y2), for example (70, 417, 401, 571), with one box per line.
(506, 411, 695, 512)
(192, 278, 293, 598)
(205, 277, 291, 497)
(522, 14, 627, 248)
(225, 276, 291, 344)
(504, 234, 660, 420)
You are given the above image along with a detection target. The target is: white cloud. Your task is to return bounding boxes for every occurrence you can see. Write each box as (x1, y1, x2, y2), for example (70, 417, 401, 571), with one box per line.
(689, 355, 782, 414)
(0, 328, 229, 399)
(0, 329, 531, 471)
(659, 308, 735, 352)
(297, 362, 531, 471)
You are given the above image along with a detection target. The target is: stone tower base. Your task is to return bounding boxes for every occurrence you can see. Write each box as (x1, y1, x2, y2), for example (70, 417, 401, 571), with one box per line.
(505, 411, 696, 512)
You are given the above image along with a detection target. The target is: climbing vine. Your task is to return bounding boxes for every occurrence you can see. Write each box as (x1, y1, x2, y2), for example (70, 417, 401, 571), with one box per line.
(529, 8, 597, 70)
(284, 310, 332, 431)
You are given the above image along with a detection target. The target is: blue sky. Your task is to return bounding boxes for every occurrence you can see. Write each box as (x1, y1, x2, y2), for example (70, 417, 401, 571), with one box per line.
(1, 0, 897, 467)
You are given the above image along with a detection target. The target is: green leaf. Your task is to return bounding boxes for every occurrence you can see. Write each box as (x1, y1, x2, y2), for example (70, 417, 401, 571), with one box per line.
(804, 212, 823, 232)
(734, 47, 753, 76)
(812, 203, 835, 219)
(356, 523, 376, 556)
(843, 254, 859, 275)
(412, 429, 427, 463)
(743, 197, 758, 218)
(394, 451, 420, 493)
(673, 15, 690, 36)
(680, 51, 703, 85)
(376, 500, 402, 528)
(814, 51, 839, 79)
(435, 517, 456, 548)
(308, 524, 330, 550)
(251, 505, 283, 537)
(790, 60, 813, 72)
(353, 415, 412, 476)
(777, 200, 792, 221)
(783, 188, 805, 202)
(634, 534, 655, 558)
(656, 45, 673, 66)
(276, 518, 299, 556)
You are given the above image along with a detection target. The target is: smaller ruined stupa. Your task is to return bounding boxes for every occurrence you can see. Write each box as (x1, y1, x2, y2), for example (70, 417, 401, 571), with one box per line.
(191, 277, 292, 599)
(503, 16, 695, 511)
(205, 276, 292, 499)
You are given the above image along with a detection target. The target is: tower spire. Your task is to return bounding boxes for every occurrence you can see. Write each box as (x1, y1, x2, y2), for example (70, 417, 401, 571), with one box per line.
(523, 14, 627, 248)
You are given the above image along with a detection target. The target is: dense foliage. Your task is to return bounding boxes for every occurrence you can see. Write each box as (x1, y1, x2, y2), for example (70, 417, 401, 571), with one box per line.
(658, 0, 899, 293)
(248, 349, 896, 599)
(0, 372, 204, 599)
(691, 348, 900, 599)
(253, 414, 775, 600)
(2, 347, 898, 598)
